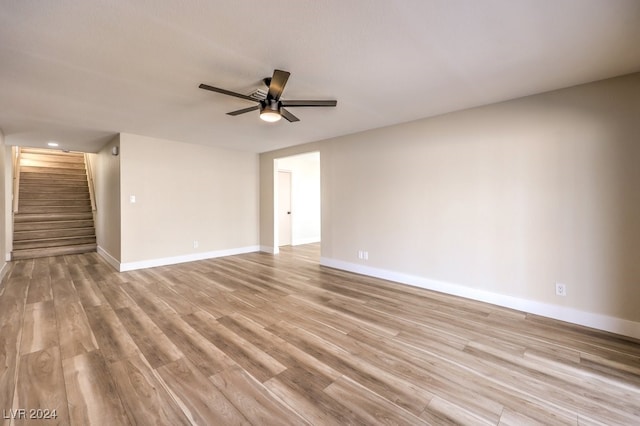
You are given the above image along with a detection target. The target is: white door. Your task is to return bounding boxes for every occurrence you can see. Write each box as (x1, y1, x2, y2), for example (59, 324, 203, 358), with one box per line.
(278, 171, 292, 246)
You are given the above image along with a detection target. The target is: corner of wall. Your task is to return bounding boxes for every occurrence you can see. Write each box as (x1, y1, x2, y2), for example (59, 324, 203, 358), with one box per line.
(97, 245, 121, 272)
(260, 245, 279, 254)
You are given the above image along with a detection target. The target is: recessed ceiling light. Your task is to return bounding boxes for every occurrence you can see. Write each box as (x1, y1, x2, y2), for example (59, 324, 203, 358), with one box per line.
(47, 141, 59, 147)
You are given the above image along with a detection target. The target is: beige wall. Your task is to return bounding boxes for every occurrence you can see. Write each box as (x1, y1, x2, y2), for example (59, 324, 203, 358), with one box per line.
(93, 135, 121, 263)
(0, 130, 6, 275)
(119, 133, 259, 266)
(260, 73, 640, 333)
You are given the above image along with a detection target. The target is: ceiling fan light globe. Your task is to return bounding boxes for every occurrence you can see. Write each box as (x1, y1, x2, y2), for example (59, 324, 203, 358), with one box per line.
(260, 111, 281, 122)
(260, 100, 282, 122)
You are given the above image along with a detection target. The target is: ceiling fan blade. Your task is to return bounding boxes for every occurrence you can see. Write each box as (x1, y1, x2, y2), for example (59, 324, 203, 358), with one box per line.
(227, 105, 260, 116)
(280, 108, 300, 122)
(267, 69, 290, 101)
(280, 100, 337, 107)
(199, 83, 257, 102)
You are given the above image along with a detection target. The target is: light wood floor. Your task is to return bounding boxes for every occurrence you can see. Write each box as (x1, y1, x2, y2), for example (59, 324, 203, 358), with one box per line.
(1, 244, 639, 425)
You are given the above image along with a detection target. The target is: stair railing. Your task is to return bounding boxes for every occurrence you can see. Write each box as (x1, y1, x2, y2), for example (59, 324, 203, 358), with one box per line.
(84, 153, 97, 212)
(12, 147, 21, 213)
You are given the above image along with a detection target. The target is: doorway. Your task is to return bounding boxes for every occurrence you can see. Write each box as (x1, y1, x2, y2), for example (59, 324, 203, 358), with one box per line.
(274, 152, 321, 250)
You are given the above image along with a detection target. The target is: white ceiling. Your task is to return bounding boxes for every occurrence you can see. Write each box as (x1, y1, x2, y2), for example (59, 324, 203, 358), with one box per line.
(1, 1, 639, 153)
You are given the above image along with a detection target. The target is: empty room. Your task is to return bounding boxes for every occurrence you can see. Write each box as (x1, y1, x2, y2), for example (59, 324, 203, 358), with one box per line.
(1, 1, 639, 425)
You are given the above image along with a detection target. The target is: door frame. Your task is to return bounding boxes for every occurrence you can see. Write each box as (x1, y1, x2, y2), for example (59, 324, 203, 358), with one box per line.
(271, 151, 321, 255)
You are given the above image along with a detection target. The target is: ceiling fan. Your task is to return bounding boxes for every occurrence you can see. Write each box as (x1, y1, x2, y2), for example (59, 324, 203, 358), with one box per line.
(199, 69, 337, 123)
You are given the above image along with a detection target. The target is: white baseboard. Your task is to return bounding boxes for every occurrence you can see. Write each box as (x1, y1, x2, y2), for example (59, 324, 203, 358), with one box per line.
(119, 245, 260, 272)
(97, 246, 121, 272)
(320, 257, 640, 341)
(260, 245, 279, 254)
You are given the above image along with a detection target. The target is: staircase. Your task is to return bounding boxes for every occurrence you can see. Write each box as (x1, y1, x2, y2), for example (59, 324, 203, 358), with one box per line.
(12, 148, 97, 260)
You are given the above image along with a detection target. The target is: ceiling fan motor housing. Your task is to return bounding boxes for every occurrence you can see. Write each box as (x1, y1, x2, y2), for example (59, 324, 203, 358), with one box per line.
(261, 98, 280, 112)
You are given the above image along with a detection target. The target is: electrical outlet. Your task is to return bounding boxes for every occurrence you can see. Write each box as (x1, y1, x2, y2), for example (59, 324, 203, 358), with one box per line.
(358, 250, 363, 259)
(555, 283, 567, 297)
(193, 240, 199, 249)
(363, 251, 368, 260)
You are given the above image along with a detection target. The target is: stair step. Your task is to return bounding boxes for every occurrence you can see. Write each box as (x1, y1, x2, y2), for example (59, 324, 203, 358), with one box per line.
(19, 178, 87, 186)
(12, 243, 97, 260)
(20, 181, 89, 193)
(20, 152, 85, 164)
(13, 235, 96, 250)
(19, 199, 91, 207)
(20, 159, 86, 170)
(20, 169, 87, 183)
(14, 227, 96, 241)
(14, 219, 95, 231)
(17, 205, 92, 214)
(19, 166, 86, 176)
(19, 192, 90, 200)
(14, 212, 94, 222)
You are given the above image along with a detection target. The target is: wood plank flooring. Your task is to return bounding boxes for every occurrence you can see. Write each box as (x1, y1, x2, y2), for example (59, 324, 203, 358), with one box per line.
(1, 244, 639, 425)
